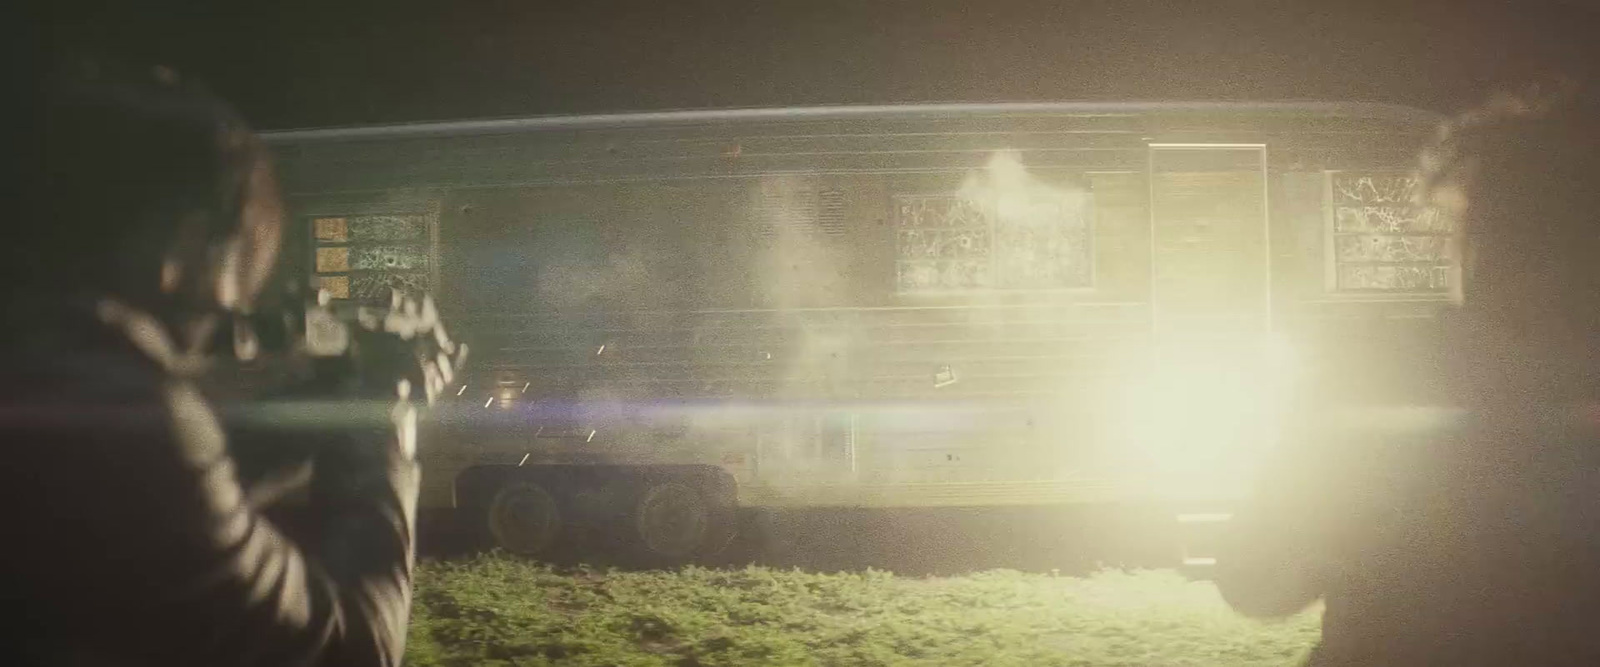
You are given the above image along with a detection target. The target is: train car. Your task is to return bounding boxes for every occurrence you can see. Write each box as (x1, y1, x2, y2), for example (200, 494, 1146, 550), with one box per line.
(262, 101, 1453, 564)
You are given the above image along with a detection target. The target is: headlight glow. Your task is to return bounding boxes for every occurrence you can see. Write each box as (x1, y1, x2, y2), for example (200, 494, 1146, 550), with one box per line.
(1107, 335, 1297, 499)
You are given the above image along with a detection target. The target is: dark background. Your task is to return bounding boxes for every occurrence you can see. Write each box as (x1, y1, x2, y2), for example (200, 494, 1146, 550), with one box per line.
(21, 0, 1600, 574)
(36, 1, 1600, 129)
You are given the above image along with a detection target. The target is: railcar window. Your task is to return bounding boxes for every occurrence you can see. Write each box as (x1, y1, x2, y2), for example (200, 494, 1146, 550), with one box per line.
(311, 210, 439, 301)
(893, 185, 1093, 293)
(1326, 172, 1454, 294)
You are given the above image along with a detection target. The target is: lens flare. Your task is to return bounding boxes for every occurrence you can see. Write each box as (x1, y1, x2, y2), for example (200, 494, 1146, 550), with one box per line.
(1107, 337, 1297, 500)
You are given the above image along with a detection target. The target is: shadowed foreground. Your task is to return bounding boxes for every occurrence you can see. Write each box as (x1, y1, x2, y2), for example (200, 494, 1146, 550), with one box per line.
(407, 554, 1320, 667)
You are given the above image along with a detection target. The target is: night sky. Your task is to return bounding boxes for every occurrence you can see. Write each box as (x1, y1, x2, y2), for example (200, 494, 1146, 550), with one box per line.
(38, 0, 1600, 131)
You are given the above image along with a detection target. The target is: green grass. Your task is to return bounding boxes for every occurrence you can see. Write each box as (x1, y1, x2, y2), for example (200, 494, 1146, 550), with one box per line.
(407, 554, 1320, 667)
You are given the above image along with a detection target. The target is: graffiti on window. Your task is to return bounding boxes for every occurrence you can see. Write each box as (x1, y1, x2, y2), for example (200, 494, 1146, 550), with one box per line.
(1330, 173, 1452, 293)
(311, 212, 435, 302)
(895, 228, 991, 260)
(351, 272, 432, 300)
(1333, 235, 1452, 263)
(894, 194, 1091, 292)
(896, 196, 988, 229)
(348, 215, 429, 241)
(1337, 265, 1452, 292)
(993, 202, 1093, 289)
(352, 245, 431, 271)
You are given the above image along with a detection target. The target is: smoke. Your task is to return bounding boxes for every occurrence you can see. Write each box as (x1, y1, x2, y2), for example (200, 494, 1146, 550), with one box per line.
(474, 158, 1094, 475)
(958, 150, 1093, 293)
(750, 175, 849, 310)
(746, 175, 853, 402)
(535, 244, 654, 311)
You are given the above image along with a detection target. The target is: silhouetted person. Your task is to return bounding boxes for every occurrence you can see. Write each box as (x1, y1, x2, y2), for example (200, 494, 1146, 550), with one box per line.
(1216, 82, 1600, 665)
(2, 64, 455, 666)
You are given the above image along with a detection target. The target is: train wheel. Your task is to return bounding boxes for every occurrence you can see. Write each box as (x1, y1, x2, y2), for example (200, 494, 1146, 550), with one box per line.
(632, 481, 716, 564)
(486, 481, 563, 557)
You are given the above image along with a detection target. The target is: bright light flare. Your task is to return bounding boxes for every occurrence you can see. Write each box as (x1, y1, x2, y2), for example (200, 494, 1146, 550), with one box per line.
(1107, 336, 1298, 498)
(491, 387, 520, 409)
(1176, 512, 1233, 523)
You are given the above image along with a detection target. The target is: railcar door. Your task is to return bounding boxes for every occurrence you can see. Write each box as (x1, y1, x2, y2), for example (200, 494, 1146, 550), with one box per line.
(1147, 144, 1271, 339)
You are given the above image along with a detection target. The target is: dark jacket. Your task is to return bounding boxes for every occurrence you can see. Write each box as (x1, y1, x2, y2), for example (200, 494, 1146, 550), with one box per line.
(1216, 403, 1600, 666)
(1, 299, 418, 667)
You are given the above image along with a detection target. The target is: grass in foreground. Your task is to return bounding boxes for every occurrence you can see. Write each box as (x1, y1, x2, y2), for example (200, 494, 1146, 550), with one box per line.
(407, 553, 1320, 667)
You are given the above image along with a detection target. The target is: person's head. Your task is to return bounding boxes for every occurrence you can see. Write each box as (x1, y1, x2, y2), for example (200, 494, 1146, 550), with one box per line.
(1420, 81, 1600, 365)
(25, 62, 283, 320)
